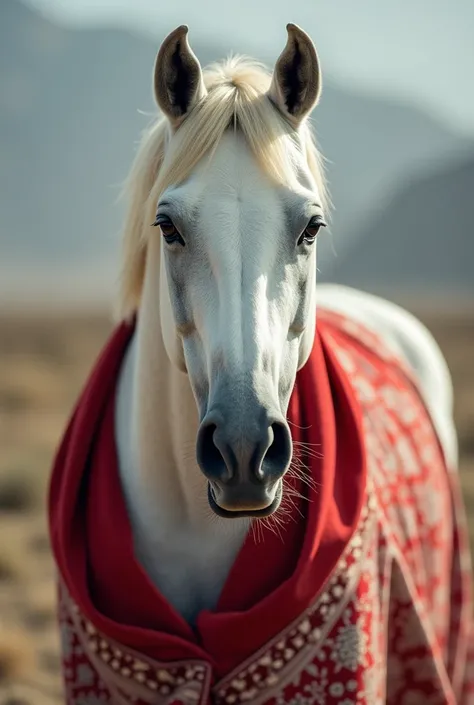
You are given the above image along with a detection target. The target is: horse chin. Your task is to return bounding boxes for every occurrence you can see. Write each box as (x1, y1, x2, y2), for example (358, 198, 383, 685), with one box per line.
(207, 481, 283, 519)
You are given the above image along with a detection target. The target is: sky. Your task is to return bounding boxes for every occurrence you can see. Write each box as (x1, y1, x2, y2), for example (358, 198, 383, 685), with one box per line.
(22, 0, 474, 137)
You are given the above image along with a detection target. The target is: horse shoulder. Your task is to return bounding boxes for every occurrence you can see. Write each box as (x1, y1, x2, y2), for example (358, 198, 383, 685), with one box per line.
(317, 283, 458, 469)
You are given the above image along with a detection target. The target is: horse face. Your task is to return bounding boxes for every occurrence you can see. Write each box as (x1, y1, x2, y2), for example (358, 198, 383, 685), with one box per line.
(157, 131, 325, 516)
(154, 25, 325, 517)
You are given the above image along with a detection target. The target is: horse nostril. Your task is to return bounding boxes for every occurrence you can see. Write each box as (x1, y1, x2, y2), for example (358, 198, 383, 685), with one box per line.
(196, 421, 232, 482)
(267, 422, 290, 463)
(258, 421, 292, 478)
(197, 414, 291, 487)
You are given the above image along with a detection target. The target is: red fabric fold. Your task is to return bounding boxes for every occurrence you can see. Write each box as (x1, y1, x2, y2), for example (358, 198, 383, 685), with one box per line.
(48, 316, 366, 679)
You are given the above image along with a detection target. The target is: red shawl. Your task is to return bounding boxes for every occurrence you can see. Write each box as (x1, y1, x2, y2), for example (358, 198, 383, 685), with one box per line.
(49, 313, 365, 672)
(49, 310, 474, 704)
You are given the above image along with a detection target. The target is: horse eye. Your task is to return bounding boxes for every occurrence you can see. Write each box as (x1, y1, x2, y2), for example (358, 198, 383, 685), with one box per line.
(298, 217, 326, 246)
(160, 222, 178, 237)
(152, 216, 185, 246)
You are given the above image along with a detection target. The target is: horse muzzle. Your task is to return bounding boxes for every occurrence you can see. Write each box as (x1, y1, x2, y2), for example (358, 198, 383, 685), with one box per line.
(196, 407, 292, 518)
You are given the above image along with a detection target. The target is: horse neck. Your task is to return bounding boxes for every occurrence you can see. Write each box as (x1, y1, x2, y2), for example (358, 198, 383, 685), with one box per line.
(118, 295, 210, 528)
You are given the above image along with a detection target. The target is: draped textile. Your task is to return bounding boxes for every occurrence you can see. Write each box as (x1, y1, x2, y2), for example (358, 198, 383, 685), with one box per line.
(49, 308, 474, 704)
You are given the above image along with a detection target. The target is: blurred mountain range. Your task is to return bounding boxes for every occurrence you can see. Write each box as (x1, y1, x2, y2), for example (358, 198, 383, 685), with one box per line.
(1, 0, 473, 304)
(328, 154, 474, 298)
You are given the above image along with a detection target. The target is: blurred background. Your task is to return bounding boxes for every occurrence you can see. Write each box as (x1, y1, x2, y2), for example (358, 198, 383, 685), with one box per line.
(0, 0, 473, 702)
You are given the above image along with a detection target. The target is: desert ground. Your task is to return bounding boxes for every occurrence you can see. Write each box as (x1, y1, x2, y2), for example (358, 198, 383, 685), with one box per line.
(0, 306, 473, 704)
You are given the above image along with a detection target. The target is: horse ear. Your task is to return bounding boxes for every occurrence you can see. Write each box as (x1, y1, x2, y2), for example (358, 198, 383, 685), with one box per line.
(268, 24, 322, 126)
(154, 25, 207, 128)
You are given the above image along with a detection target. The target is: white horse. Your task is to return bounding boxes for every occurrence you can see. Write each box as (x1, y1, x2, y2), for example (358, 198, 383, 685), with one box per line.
(49, 23, 473, 703)
(112, 23, 457, 627)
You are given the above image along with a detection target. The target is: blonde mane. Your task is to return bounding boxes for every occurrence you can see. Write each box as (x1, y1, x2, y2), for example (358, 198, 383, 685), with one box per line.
(116, 56, 329, 321)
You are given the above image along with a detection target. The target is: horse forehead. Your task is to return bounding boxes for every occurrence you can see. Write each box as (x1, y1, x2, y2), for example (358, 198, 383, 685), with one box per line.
(195, 134, 279, 204)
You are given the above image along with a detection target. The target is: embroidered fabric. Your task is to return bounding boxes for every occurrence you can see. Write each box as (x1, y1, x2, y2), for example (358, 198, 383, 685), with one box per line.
(51, 309, 474, 704)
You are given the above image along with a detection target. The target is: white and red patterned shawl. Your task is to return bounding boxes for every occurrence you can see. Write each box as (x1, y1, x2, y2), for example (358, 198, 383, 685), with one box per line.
(48, 308, 474, 704)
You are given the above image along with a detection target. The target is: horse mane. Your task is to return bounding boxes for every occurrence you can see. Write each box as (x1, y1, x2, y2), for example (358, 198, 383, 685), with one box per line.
(116, 56, 329, 321)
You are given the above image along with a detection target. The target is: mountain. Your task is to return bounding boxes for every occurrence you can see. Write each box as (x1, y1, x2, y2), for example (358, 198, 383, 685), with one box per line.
(327, 154, 474, 297)
(0, 0, 471, 302)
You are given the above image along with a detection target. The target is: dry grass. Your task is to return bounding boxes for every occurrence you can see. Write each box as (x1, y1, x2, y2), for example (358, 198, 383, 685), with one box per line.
(0, 305, 473, 704)
(0, 629, 36, 682)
